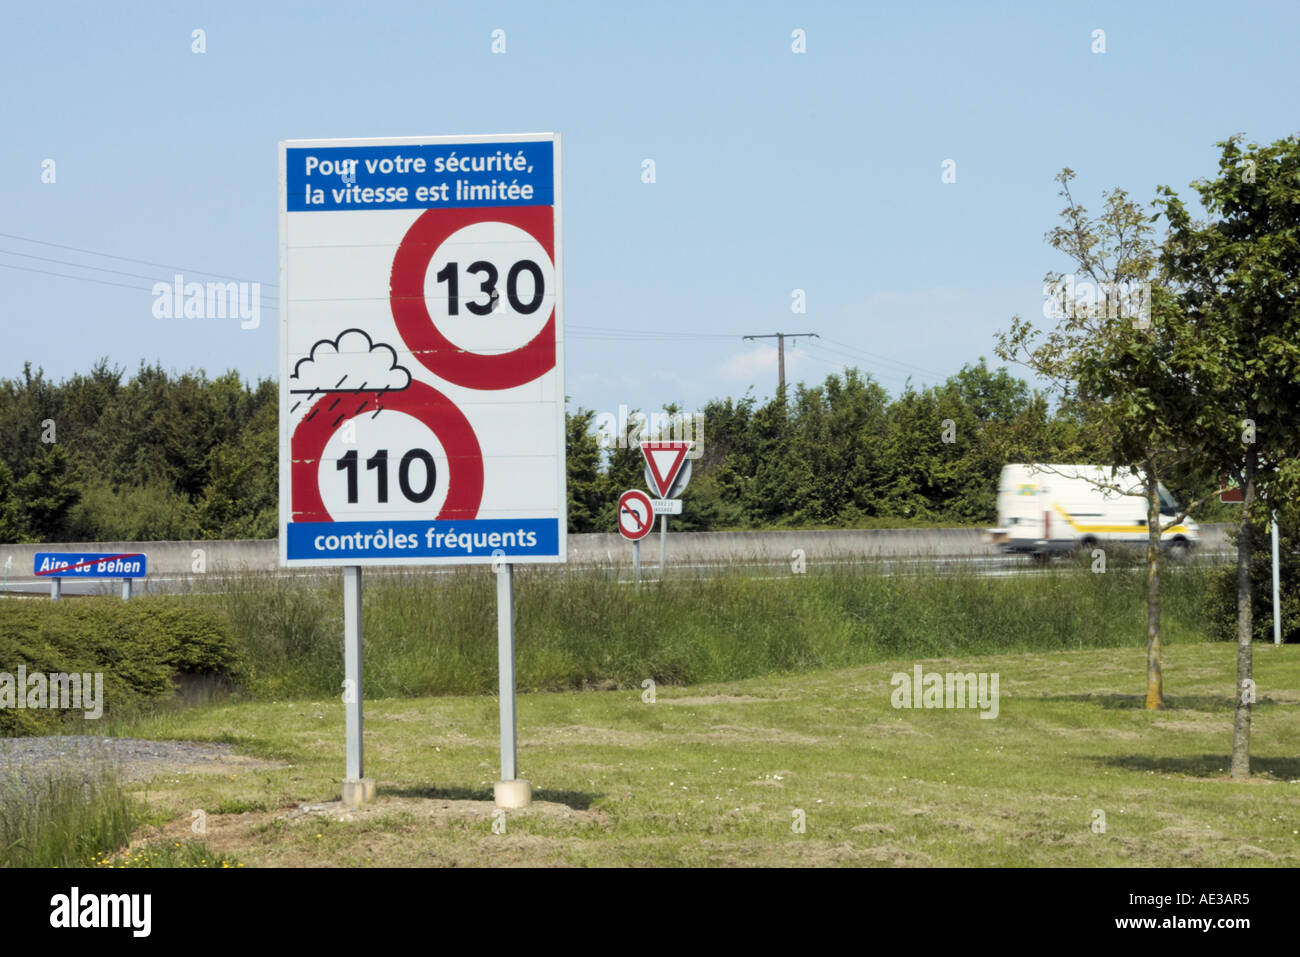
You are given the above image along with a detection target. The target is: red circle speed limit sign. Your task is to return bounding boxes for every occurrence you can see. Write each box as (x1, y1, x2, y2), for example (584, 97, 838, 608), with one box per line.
(389, 204, 556, 391)
(617, 489, 655, 542)
(289, 377, 485, 524)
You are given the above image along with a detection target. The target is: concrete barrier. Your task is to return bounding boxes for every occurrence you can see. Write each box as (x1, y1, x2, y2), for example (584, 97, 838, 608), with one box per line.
(0, 524, 1232, 579)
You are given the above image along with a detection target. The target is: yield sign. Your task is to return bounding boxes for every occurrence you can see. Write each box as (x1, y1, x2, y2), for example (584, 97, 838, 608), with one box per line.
(639, 441, 692, 498)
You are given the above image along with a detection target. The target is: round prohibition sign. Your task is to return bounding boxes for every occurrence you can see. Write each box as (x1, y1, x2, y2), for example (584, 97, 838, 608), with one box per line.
(617, 489, 655, 542)
(390, 204, 556, 390)
(291, 380, 484, 523)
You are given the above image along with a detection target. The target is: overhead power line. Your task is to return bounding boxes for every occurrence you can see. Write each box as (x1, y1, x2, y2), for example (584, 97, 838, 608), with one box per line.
(741, 331, 819, 394)
(0, 231, 278, 288)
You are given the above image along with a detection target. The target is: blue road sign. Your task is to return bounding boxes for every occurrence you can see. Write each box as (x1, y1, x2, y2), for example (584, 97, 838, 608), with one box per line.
(34, 552, 148, 579)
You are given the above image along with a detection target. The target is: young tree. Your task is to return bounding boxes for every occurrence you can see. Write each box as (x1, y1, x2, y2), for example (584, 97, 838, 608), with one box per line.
(1156, 134, 1300, 777)
(997, 170, 1211, 710)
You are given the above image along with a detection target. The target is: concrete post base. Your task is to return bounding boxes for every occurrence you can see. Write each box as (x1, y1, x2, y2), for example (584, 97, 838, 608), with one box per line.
(341, 778, 377, 808)
(494, 779, 532, 809)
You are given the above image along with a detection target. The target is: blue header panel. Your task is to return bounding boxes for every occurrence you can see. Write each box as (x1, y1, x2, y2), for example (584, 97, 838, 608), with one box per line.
(286, 519, 560, 563)
(286, 140, 554, 212)
(34, 552, 148, 578)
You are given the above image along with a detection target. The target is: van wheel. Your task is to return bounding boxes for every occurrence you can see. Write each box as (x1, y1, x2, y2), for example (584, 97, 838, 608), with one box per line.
(1079, 536, 1099, 553)
(1168, 538, 1190, 559)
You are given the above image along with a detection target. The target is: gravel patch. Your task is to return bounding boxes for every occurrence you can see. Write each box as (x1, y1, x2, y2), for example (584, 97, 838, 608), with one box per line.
(0, 736, 280, 794)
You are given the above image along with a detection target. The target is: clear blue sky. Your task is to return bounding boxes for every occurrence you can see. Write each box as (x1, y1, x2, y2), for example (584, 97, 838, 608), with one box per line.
(4, 0, 1298, 417)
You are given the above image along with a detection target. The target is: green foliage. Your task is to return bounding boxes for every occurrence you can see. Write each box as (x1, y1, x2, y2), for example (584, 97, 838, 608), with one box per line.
(565, 407, 608, 533)
(1157, 134, 1300, 516)
(98, 839, 242, 868)
(195, 399, 277, 538)
(996, 169, 1213, 508)
(68, 479, 200, 541)
(15, 444, 81, 540)
(0, 597, 244, 734)
(0, 360, 275, 543)
(0, 764, 139, 867)
(187, 561, 1219, 701)
(0, 461, 25, 542)
(1208, 514, 1299, 644)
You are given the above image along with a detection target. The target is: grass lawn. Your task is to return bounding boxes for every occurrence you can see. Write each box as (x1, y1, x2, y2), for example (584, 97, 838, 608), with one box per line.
(104, 640, 1300, 867)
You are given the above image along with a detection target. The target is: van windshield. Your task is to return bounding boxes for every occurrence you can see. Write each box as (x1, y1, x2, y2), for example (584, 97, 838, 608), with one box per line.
(1157, 483, 1179, 514)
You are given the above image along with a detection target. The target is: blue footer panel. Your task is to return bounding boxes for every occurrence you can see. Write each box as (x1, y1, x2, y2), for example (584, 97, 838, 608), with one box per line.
(285, 518, 561, 563)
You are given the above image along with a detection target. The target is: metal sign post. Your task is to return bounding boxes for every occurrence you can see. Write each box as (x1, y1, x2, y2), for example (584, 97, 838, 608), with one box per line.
(494, 562, 531, 808)
(641, 441, 692, 579)
(617, 489, 654, 586)
(341, 566, 374, 808)
(34, 552, 147, 600)
(1271, 514, 1282, 645)
(659, 515, 668, 573)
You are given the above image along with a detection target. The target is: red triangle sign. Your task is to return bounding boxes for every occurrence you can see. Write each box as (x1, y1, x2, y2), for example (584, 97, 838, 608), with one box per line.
(640, 441, 691, 498)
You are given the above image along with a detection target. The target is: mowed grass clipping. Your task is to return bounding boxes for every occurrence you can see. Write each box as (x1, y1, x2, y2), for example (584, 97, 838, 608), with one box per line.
(191, 555, 1220, 701)
(108, 641, 1300, 867)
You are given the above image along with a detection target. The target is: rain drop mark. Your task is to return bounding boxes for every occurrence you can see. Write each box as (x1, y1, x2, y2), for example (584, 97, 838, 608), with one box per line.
(328, 397, 341, 412)
(371, 405, 385, 418)
(290, 401, 301, 413)
(334, 375, 347, 389)
(355, 400, 368, 415)
(332, 415, 344, 429)
(305, 408, 318, 423)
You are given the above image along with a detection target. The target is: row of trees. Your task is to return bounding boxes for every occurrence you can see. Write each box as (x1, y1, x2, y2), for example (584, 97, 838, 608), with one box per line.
(0, 360, 276, 543)
(0, 352, 1130, 543)
(567, 361, 1177, 533)
(996, 134, 1300, 777)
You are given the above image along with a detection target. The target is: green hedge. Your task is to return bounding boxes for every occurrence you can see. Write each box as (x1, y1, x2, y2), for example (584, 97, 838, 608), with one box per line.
(0, 597, 244, 734)
(1207, 518, 1299, 644)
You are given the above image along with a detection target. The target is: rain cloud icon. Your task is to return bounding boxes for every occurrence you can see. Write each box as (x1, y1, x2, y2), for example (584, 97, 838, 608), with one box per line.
(290, 328, 412, 421)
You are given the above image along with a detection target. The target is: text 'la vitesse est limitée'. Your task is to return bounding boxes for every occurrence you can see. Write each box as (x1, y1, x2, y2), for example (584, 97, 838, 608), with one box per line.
(298, 150, 540, 208)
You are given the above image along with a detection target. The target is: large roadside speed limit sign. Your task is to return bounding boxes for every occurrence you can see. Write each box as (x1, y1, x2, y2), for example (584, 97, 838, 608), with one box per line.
(278, 133, 566, 566)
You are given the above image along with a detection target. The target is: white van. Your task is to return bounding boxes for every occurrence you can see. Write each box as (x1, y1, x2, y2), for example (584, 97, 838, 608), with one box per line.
(986, 464, 1200, 556)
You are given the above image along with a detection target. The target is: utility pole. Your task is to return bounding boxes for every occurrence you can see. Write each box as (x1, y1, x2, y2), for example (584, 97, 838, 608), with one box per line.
(742, 332, 819, 395)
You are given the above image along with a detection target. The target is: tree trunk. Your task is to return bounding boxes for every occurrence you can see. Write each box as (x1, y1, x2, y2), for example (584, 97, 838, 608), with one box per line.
(1230, 459, 1255, 779)
(1144, 459, 1163, 709)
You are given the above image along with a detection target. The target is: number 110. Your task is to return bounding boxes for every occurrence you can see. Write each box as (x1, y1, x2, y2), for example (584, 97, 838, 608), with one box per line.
(336, 449, 436, 503)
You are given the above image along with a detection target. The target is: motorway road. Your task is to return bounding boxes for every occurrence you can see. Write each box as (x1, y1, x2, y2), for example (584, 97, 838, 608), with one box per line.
(0, 531, 1233, 597)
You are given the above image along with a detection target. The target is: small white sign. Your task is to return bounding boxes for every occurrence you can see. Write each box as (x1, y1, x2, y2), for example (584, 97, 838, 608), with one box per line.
(651, 499, 682, 515)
